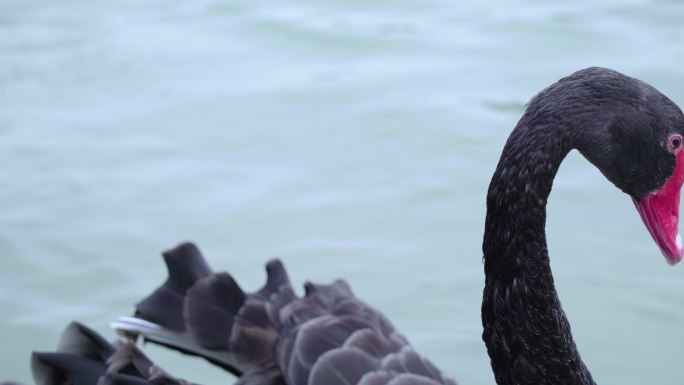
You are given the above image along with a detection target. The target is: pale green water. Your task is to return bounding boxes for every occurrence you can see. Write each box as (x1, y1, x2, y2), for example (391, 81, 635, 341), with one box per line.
(2, 0, 684, 384)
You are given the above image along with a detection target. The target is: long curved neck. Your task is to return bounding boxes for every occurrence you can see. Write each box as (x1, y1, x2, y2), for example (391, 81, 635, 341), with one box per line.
(482, 116, 596, 385)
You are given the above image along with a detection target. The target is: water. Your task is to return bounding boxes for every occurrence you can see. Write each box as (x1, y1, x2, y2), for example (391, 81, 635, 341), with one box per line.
(2, 0, 684, 384)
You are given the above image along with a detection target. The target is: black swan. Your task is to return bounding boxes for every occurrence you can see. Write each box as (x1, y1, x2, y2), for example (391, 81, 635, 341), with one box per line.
(26, 67, 684, 385)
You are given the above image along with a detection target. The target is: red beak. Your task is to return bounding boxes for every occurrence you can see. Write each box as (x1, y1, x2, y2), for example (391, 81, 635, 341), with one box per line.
(633, 195, 683, 265)
(632, 153, 684, 265)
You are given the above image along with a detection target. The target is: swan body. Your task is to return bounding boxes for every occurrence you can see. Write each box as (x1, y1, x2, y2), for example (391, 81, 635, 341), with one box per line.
(22, 67, 684, 385)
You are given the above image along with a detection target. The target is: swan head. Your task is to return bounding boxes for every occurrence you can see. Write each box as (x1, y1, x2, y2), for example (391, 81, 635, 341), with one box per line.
(610, 85, 684, 265)
(552, 68, 684, 264)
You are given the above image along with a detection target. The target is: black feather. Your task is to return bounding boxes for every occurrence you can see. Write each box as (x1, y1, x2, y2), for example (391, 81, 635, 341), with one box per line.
(184, 272, 245, 350)
(31, 323, 196, 385)
(135, 243, 212, 332)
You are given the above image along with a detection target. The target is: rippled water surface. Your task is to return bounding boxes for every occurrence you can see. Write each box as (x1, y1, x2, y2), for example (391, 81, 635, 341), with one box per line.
(3, 0, 684, 384)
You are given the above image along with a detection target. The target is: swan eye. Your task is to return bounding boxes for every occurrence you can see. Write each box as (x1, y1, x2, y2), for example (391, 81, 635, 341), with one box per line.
(669, 134, 682, 152)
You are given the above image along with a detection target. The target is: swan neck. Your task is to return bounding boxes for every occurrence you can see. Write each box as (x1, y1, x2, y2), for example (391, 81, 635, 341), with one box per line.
(481, 119, 596, 385)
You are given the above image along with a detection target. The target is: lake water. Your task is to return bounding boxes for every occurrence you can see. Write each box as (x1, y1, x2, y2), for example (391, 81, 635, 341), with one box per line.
(2, 0, 684, 384)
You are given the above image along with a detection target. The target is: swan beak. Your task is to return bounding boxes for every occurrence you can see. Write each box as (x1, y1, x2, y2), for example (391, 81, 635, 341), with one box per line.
(633, 193, 683, 265)
(632, 156, 684, 265)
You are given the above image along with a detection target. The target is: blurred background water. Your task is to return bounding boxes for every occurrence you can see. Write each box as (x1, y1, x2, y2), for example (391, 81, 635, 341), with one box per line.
(2, 0, 684, 384)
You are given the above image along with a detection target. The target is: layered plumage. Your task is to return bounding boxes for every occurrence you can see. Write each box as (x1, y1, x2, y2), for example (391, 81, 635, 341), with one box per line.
(112, 243, 457, 385)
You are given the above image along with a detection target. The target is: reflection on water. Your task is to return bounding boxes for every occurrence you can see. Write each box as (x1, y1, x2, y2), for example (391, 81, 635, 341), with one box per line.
(2, 1, 684, 384)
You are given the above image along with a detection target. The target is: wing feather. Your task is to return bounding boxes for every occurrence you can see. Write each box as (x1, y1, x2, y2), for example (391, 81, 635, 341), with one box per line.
(111, 243, 458, 385)
(308, 348, 378, 385)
